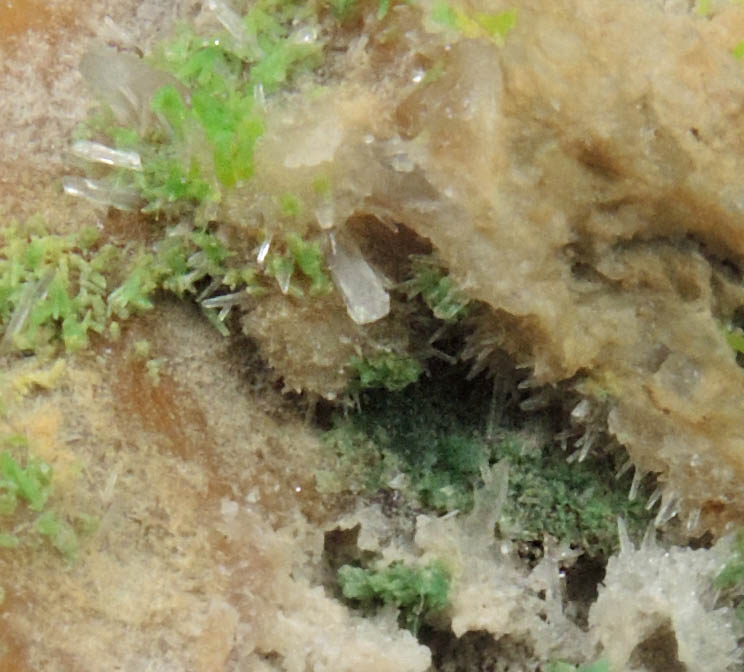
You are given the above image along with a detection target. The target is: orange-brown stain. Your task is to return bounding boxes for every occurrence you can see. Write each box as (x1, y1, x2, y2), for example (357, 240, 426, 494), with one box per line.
(13, 405, 61, 451)
(0, 587, 30, 671)
(0, 0, 52, 38)
(0, 0, 80, 51)
(111, 356, 211, 464)
(0, 632, 29, 672)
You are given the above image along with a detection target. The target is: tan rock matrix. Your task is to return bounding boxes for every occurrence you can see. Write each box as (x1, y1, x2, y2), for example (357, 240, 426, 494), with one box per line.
(251, 0, 744, 532)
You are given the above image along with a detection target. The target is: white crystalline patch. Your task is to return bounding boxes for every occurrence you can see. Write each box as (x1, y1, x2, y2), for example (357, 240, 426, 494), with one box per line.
(590, 531, 743, 671)
(71, 140, 142, 170)
(327, 237, 390, 325)
(220, 498, 239, 519)
(389, 152, 415, 173)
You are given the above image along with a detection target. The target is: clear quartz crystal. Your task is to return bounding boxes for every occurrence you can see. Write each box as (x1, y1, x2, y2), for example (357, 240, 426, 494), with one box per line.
(200, 292, 244, 310)
(327, 234, 390, 324)
(571, 398, 591, 421)
(206, 0, 261, 56)
(71, 140, 142, 170)
(62, 176, 141, 211)
(257, 236, 272, 263)
(628, 467, 645, 501)
(655, 491, 679, 527)
(253, 83, 266, 107)
(616, 517, 632, 555)
(685, 506, 701, 532)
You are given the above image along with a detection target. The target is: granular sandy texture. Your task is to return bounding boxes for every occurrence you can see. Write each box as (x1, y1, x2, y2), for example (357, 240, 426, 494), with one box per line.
(0, 302, 429, 671)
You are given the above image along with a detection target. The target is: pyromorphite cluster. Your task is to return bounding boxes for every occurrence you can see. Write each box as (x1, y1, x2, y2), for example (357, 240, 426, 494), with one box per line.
(714, 530, 744, 621)
(0, 219, 117, 354)
(350, 351, 423, 391)
(338, 561, 451, 633)
(403, 255, 470, 323)
(546, 661, 609, 672)
(62, 0, 525, 402)
(0, 434, 81, 562)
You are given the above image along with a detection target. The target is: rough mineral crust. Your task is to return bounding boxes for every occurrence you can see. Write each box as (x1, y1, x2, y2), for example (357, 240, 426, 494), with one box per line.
(235, 0, 744, 532)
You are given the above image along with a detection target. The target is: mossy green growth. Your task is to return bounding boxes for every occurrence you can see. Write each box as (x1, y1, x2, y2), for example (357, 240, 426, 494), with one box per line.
(497, 433, 653, 557)
(106, 256, 160, 320)
(0, 220, 116, 354)
(261, 232, 333, 297)
(0, 218, 257, 352)
(0, 435, 83, 563)
(0, 444, 52, 514)
(81, 105, 216, 217)
(546, 661, 610, 672)
(431, 1, 516, 45)
(338, 560, 450, 633)
(136, 154, 213, 213)
(324, 369, 495, 510)
(279, 193, 304, 218)
(714, 529, 744, 621)
(405, 256, 469, 323)
(35, 511, 79, 563)
(323, 368, 653, 556)
(286, 232, 332, 296)
(108, 226, 241, 324)
(0, 217, 221, 352)
(2, 215, 338, 353)
(350, 351, 423, 391)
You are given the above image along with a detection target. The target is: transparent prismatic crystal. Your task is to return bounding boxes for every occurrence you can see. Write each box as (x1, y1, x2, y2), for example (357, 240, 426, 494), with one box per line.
(62, 176, 141, 211)
(327, 234, 390, 325)
(71, 140, 142, 170)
